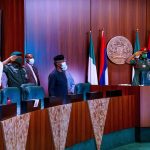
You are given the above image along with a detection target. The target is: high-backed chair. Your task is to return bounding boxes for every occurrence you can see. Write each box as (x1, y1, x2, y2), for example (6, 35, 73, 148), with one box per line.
(74, 83, 90, 100)
(106, 90, 122, 97)
(23, 86, 45, 109)
(20, 83, 35, 100)
(66, 94, 83, 103)
(86, 91, 103, 100)
(44, 96, 63, 108)
(1, 87, 21, 115)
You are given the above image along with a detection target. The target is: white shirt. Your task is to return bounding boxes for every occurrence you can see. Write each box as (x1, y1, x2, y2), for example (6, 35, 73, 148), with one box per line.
(0, 61, 3, 86)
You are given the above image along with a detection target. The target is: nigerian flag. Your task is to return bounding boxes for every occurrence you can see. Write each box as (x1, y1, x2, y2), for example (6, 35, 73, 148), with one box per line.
(88, 32, 98, 85)
(134, 30, 140, 53)
(132, 30, 140, 81)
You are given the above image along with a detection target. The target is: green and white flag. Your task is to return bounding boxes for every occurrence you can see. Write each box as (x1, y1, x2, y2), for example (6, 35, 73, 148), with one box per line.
(132, 30, 140, 81)
(134, 31, 140, 53)
(88, 32, 98, 85)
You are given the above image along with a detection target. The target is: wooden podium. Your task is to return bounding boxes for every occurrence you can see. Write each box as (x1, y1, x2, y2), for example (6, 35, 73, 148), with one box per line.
(140, 86, 150, 127)
(0, 103, 17, 120)
(0, 87, 141, 149)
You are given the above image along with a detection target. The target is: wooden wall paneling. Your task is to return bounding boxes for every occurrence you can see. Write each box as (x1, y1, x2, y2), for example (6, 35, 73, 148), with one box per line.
(128, 95, 133, 127)
(0, 0, 24, 59)
(104, 95, 138, 134)
(146, 0, 150, 36)
(40, 109, 55, 150)
(113, 97, 119, 131)
(0, 123, 5, 150)
(24, 0, 90, 95)
(118, 96, 123, 130)
(122, 96, 129, 128)
(26, 111, 41, 150)
(66, 101, 94, 148)
(0, 0, 149, 86)
(91, 0, 148, 85)
(26, 109, 55, 150)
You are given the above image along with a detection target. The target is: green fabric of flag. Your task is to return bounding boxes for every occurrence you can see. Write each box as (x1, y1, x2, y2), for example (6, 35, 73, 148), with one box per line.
(132, 30, 141, 83)
(88, 32, 98, 85)
(134, 31, 140, 53)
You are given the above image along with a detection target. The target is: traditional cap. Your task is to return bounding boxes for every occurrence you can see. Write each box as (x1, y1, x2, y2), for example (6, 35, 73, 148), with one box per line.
(25, 53, 33, 58)
(54, 55, 65, 62)
(10, 51, 22, 56)
(141, 47, 147, 51)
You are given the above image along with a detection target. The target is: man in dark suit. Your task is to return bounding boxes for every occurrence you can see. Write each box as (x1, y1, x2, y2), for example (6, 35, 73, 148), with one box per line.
(24, 53, 40, 85)
(48, 55, 75, 99)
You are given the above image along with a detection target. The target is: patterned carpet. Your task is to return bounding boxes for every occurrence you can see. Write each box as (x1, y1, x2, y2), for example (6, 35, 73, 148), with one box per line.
(112, 143, 150, 150)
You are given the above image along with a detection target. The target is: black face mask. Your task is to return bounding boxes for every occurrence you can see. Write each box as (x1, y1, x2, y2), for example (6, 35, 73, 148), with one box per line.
(14, 57, 23, 64)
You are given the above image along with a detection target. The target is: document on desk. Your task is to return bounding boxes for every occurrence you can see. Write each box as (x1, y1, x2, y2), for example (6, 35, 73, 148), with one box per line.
(33, 99, 39, 107)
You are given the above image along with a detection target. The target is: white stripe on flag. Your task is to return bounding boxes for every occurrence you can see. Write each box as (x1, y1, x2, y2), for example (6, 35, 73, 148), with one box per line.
(88, 57, 98, 85)
(132, 66, 135, 81)
(105, 67, 108, 85)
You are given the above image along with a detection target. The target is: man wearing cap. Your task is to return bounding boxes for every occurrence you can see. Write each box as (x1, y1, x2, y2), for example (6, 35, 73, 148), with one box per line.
(0, 55, 18, 88)
(48, 54, 75, 99)
(2, 51, 28, 88)
(24, 53, 40, 85)
(126, 48, 150, 85)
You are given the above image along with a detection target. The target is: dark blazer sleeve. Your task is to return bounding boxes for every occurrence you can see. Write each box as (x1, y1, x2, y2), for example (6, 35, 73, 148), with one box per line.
(23, 64, 30, 81)
(33, 66, 40, 85)
(48, 73, 56, 97)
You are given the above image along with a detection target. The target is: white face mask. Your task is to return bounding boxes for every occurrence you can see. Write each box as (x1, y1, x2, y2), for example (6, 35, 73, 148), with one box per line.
(28, 58, 35, 65)
(61, 62, 68, 71)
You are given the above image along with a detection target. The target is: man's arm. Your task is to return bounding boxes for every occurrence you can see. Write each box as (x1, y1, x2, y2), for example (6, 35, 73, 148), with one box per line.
(2, 56, 18, 65)
(126, 51, 143, 64)
(65, 71, 75, 94)
(48, 73, 56, 97)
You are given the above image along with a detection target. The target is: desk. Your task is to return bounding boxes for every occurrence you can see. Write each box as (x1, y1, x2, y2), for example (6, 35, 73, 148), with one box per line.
(0, 93, 138, 150)
(140, 86, 150, 127)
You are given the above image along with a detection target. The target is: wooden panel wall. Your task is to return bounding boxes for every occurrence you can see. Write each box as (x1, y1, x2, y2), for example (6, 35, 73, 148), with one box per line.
(24, 0, 150, 95)
(0, 0, 150, 92)
(147, 0, 150, 37)
(0, 0, 24, 59)
(24, 0, 90, 94)
(91, 0, 147, 84)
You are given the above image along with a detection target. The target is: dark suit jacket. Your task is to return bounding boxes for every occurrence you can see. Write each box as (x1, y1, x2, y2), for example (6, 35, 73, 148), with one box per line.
(24, 63, 40, 85)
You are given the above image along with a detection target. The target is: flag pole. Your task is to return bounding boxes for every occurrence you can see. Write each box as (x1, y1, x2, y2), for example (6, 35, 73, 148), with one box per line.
(90, 0, 92, 31)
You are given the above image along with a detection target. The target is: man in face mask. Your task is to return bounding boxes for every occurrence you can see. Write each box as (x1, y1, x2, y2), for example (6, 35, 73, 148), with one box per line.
(48, 54, 75, 99)
(2, 51, 28, 88)
(24, 53, 40, 85)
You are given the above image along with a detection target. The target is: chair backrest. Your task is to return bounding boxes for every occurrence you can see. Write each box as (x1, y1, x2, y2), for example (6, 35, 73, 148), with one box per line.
(141, 70, 150, 85)
(20, 83, 35, 100)
(1, 87, 21, 114)
(21, 83, 35, 89)
(44, 97, 63, 108)
(86, 91, 103, 100)
(23, 86, 45, 109)
(66, 94, 83, 103)
(106, 90, 122, 97)
(74, 83, 90, 100)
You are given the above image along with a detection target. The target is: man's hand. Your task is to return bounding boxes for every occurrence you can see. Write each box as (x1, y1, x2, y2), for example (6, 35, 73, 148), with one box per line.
(134, 51, 143, 57)
(9, 55, 18, 62)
